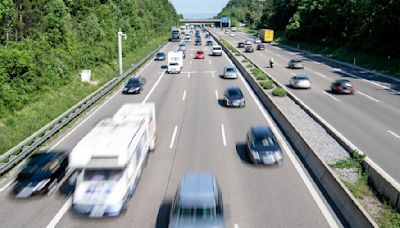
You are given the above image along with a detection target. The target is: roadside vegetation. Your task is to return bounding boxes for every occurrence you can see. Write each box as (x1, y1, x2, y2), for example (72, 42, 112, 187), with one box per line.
(0, 0, 179, 154)
(218, 0, 400, 77)
(331, 151, 400, 227)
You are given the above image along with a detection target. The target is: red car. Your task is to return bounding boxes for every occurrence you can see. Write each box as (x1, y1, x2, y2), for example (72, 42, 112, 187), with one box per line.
(195, 50, 205, 59)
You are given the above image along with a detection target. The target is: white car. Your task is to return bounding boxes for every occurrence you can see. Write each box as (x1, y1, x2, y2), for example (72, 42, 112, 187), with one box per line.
(212, 45, 223, 56)
(229, 33, 235, 37)
(255, 38, 261, 44)
(290, 75, 311, 89)
(184, 35, 191, 42)
(245, 40, 252, 45)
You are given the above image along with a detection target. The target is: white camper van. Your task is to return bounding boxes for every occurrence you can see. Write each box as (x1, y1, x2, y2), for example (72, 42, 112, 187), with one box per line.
(70, 103, 156, 217)
(167, 51, 183, 74)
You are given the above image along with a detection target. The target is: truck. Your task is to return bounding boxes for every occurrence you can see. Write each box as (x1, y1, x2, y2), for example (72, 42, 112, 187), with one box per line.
(259, 29, 274, 43)
(167, 51, 183, 74)
(171, 27, 180, 42)
(70, 103, 156, 217)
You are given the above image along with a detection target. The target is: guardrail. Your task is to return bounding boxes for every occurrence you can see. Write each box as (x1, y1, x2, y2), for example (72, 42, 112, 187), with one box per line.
(209, 30, 378, 227)
(0, 40, 168, 176)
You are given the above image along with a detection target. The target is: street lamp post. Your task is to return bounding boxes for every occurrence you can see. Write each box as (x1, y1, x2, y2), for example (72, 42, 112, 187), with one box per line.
(118, 28, 127, 75)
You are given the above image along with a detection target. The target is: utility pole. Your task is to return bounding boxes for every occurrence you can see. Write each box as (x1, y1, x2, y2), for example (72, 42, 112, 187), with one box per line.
(118, 28, 127, 75)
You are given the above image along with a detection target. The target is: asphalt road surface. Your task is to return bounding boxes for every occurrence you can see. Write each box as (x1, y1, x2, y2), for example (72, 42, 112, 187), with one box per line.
(214, 28, 400, 183)
(0, 33, 342, 228)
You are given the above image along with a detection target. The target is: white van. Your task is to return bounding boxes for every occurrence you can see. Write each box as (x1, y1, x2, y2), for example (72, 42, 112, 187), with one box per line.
(212, 45, 223, 56)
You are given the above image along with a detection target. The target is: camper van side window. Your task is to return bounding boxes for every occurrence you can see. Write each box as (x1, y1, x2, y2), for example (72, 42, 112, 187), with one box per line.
(135, 133, 146, 165)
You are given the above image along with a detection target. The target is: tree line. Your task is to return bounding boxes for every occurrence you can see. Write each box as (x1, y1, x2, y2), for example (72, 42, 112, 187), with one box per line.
(218, 0, 399, 57)
(0, 0, 179, 118)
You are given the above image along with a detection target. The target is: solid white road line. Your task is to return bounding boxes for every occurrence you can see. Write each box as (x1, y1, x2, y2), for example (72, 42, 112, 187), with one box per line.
(182, 90, 187, 101)
(215, 90, 219, 100)
(188, 72, 191, 78)
(169, 126, 178, 149)
(316, 72, 328, 78)
(212, 71, 215, 78)
(323, 91, 340, 102)
(221, 124, 227, 146)
(143, 71, 166, 103)
(357, 91, 380, 103)
(46, 198, 72, 228)
(223, 51, 339, 228)
(388, 130, 400, 140)
(190, 60, 192, 64)
(0, 180, 13, 192)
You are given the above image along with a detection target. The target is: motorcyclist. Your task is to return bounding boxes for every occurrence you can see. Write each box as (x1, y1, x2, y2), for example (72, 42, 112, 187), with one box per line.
(269, 57, 274, 68)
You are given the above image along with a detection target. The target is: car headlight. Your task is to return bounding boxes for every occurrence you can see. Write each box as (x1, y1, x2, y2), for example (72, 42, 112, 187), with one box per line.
(251, 150, 260, 160)
(33, 179, 50, 191)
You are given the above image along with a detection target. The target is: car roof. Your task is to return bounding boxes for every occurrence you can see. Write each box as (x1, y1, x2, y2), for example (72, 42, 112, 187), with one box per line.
(251, 126, 274, 138)
(293, 75, 309, 79)
(336, 79, 351, 83)
(226, 86, 242, 92)
(179, 171, 217, 207)
(196, 50, 204, 53)
(225, 65, 235, 69)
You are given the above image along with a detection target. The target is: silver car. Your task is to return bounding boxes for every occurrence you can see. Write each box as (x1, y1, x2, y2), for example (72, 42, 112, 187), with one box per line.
(169, 171, 225, 228)
(222, 66, 238, 79)
(290, 75, 311, 89)
(247, 126, 283, 165)
(288, 58, 304, 69)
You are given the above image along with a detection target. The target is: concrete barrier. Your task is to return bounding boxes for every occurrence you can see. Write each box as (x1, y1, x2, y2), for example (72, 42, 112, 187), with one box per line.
(210, 31, 378, 227)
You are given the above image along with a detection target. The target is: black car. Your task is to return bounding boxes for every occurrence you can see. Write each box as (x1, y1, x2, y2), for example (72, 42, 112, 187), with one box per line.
(123, 76, 146, 94)
(195, 39, 202, 46)
(13, 152, 68, 198)
(206, 40, 213, 46)
(237, 42, 245, 48)
(331, 79, 354, 94)
(205, 34, 211, 38)
(245, 45, 254, 52)
(247, 127, 283, 165)
(155, 52, 166, 61)
(223, 86, 245, 107)
(256, 44, 265, 50)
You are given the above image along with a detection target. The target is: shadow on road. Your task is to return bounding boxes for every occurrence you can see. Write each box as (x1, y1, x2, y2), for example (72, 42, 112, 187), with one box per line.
(155, 199, 172, 228)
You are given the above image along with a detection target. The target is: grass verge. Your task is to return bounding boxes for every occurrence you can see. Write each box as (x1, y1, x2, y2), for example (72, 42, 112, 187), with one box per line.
(260, 80, 274, 90)
(250, 68, 268, 80)
(272, 87, 288, 97)
(0, 36, 167, 154)
(331, 151, 400, 227)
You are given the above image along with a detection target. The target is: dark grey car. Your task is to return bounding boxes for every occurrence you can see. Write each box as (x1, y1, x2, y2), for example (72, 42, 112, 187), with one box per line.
(224, 87, 245, 107)
(169, 171, 224, 228)
(247, 127, 283, 165)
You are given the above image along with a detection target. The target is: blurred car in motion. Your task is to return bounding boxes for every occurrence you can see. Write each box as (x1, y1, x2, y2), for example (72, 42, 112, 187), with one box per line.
(245, 40, 252, 45)
(288, 58, 304, 69)
(290, 75, 311, 89)
(123, 76, 146, 94)
(206, 40, 213, 46)
(237, 42, 245, 48)
(184, 34, 191, 42)
(13, 151, 68, 198)
(155, 52, 166, 61)
(212, 45, 223, 56)
(245, 45, 254, 53)
(247, 127, 283, 165)
(169, 171, 224, 228)
(331, 79, 354, 94)
(222, 65, 238, 79)
(229, 33, 235, 37)
(195, 39, 202, 46)
(254, 38, 262, 44)
(256, 44, 265, 50)
(195, 50, 205, 59)
(224, 86, 245, 107)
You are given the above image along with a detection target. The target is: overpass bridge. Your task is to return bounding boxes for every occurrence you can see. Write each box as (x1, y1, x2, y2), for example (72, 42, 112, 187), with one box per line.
(179, 18, 230, 27)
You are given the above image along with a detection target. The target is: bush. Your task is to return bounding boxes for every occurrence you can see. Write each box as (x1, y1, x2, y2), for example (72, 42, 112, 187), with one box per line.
(260, 80, 274, 90)
(251, 68, 267, 80)
(235, 52, 241, 56)
(246, 63, 254, 68)
(272, 87, 288, 97)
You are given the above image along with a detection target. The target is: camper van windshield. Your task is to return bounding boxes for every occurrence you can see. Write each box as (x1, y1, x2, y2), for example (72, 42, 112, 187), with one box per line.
(83, 169, 123, 181)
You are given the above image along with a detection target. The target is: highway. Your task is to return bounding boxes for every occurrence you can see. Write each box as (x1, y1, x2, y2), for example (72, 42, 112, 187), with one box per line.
(212, 28, 400, 182)
(0, 34, 341, 228)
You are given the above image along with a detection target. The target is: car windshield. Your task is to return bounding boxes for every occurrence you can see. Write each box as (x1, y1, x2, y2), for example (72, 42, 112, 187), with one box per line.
(213, 47, 221, 50)
(197, 51, 204, 54)
(157, 53, 164, 56)
(170, 63, 178, 66)
(226, 68, 235, 72)
(128, 79, 140, 85)
(175, 205, 218, 221)
(295, 76, 309, 80)
(83, 169, 123, 181)
(253, 136, 276, 147)
(228, 89, 242, 97)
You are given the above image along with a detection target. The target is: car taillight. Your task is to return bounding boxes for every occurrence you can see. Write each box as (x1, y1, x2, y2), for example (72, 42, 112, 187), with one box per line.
(337, 85, 343, 91)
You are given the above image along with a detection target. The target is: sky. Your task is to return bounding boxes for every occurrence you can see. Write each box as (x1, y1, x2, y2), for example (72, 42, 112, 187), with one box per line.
(170, 0, 229, 19)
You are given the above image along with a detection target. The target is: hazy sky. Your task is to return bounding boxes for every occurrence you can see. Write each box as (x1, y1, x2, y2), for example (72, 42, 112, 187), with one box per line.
(170, 0, 229, 19)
